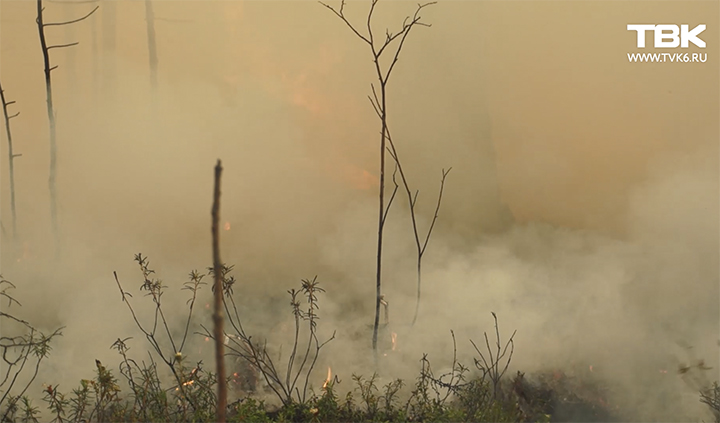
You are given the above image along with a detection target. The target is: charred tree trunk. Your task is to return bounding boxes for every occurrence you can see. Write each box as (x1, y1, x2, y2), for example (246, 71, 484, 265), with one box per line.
(0, 81, 21, 242)
(36, 0, 60, 255)
(372, 84, 388, 356)
(211, 160, 227, 423)
(36, 0, 98, 257)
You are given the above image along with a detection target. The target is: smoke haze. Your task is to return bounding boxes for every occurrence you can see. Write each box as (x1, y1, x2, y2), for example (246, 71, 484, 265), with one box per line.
(0, 0, 717, 420)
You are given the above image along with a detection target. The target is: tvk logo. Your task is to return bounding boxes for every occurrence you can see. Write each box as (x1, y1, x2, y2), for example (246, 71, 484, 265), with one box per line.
(627, 24, 706, 48)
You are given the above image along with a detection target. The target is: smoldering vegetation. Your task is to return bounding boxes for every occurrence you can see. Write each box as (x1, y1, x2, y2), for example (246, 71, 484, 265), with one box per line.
(0, 1, 718, 422)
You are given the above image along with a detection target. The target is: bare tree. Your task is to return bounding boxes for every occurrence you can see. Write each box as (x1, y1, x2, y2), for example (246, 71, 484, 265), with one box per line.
(0, 81, 21, 242)
(211, 160, 227, 423)
(36, 0, 97, 257)
(320, 0, 437, 354)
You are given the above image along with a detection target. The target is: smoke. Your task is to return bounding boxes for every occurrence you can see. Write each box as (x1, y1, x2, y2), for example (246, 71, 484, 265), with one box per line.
(0, 0, 717, 421)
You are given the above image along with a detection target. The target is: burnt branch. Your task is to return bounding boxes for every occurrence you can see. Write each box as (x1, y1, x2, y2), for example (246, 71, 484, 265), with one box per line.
(46, 42, 79, 50)
(43, 5, 97, 26)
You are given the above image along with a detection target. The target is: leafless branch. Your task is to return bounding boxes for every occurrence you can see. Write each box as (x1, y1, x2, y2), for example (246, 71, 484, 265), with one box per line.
(43, 5, 97, 26)
(47, 42, 79, 50)
(385, 126, 450, 326)
(319, 0, 372, 45)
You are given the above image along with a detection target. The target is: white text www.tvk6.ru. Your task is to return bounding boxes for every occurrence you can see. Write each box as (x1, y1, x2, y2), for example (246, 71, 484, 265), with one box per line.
(627, 52, 708, 63)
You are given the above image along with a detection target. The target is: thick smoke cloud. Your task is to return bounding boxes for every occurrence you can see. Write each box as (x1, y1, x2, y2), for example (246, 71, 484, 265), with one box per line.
(0, 1, 717, 420)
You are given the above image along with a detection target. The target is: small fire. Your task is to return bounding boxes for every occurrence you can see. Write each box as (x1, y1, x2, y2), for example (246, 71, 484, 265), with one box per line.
(391, 332, 397, 351)
(322, 367, 332, 389)
(175, 380, 194, 391)
(224, 221, 231, 231)
(589, 365, 593, 372)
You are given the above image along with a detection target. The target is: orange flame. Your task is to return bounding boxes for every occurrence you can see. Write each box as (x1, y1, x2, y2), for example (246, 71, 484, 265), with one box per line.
(322, 367, 332, 389)
(224, 222, 231, 231)
(175, 380, 195, 391)
(391, 332, 397, 351)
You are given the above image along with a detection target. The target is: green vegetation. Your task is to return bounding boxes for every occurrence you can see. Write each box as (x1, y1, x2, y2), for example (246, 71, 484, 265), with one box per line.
(1, 256, 717, 422)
